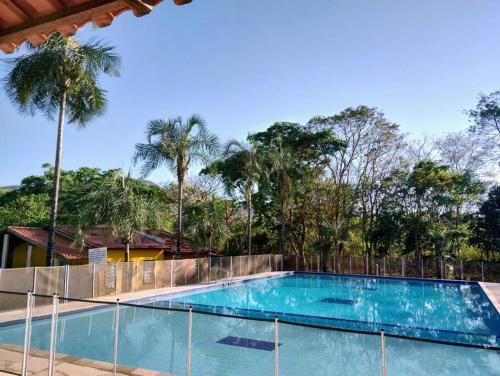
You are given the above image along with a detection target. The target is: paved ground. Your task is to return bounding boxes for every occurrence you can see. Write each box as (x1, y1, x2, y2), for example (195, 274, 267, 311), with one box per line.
(479, 282, 500, 313)
(0, 343, 170, 376)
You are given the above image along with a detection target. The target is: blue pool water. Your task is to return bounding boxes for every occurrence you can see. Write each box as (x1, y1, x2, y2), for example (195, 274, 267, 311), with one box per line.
(150, 273, 500, 348)
(0, 273, 499, 375)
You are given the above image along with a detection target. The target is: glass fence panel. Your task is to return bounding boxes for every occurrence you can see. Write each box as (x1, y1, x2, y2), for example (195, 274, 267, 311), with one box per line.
(0, 292, 28, 375)
(93, 263, 117, 297)
(463, 261, 484, 281)
(0, 267, 34, 296)
(137, 261, 156, 291)
(34, 266, 65, 306)
(67, 264, 93, 299)
(173, 259, 197, 287)
(199, 258, 209, 283)
(155, 260, 172, 288)
(279, 322, 381, 375)
(232, 256, 247, 278)
(116, 305, 188, 375)
(190, 312, 275, 376)
(385, 335, 500, 376)
(351, 257, 365, 275)
(52, 299, 116, 374)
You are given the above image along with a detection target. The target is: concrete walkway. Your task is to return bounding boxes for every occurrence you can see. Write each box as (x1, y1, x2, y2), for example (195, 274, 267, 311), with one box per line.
(479, 282, 500, 313)
(0, 343, 170, 376)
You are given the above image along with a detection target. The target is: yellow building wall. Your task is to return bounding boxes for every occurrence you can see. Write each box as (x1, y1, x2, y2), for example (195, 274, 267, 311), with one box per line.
(106, 249, 165, 263)
(12, 244, 47, 268)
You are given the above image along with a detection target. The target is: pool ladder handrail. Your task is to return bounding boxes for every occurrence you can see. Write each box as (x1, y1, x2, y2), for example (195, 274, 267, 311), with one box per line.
(210, 266, 234, 286)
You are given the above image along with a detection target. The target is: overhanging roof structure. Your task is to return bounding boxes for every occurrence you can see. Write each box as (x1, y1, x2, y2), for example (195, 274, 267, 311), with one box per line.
(0, 0, 192, 54)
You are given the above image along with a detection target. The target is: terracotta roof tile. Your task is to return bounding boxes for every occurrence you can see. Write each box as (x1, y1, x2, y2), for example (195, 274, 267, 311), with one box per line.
(0, 0, 193, 54)
(5, 225, 208, 261)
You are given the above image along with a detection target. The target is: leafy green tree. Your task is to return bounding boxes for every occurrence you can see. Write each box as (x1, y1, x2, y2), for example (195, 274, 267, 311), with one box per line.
(472, 186, 500, 261)
(75, 170, 161, 261)
(469, 91, 500, 140)
(0, 194, 50, 228)
(249, 122, 344, 263)
(205, 140, 264, 255)
(134, 115, 220, 258)
(3, 34, 120, 266)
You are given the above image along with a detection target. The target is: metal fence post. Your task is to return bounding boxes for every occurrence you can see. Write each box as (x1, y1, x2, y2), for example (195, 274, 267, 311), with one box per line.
(230, 256, 233, 274)
(349, 256, 352, 274)
(48, 294, 59, 376)
(460, 260, 464, 280)
(317, 255, 320, 273)
(376, 264, 379, 276)
(380, 330, 387, 376)
(365, 254, 369, 275)
(274, 317, 279, 376)
(481, 261, 484, 282)
(333, 256, 336, 274)
(401, 257, 405, 277)
(171, 260, 175, 286)
(92, 263, 96, 299)
(186, 307, 193, 376)
(295, 255, 298, 271)
(440, 259, 444, 279)
(112, 300, 120, 376)
(63, 265, 69, 300)
(154, 260, 158, 289)
(383, 258, 386, 276)
(21, 291, 33, 376)
(32, 266, 37, 294)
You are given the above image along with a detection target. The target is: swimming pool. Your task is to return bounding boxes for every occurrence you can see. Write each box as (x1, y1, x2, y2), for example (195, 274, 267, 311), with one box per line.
(0, 273, 499, 375)
(148, 273, 500, 348)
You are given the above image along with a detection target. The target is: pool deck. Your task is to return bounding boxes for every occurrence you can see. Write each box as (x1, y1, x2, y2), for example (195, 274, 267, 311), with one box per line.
(0, 343, 170, 376)
(479, 282, 500, 313)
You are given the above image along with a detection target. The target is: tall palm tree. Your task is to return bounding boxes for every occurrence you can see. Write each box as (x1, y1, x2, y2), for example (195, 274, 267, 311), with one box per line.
(268, 136, 294, 262)
(76, 170, 161, 261)
(3, 33, 120, 266)
(134, 115, 219, 258)
(223, 140, 262, 255)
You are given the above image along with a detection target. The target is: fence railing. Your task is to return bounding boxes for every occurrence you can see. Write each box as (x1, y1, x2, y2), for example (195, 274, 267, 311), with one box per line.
(0, 254, 282, 312)
(283, 254, 500, 282)
(1, 290, 497, 376)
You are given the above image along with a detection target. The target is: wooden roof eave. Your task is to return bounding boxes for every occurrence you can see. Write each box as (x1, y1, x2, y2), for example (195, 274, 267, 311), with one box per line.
(0, 0, 193, 54)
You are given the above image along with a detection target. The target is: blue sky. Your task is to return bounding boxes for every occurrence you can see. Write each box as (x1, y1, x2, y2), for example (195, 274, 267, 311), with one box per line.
(1, 0, 500, 186)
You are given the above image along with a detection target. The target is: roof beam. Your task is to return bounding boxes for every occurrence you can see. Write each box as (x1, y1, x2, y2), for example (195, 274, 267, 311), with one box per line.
(122, 0, 154, 16)
(0, 0, 136, 46)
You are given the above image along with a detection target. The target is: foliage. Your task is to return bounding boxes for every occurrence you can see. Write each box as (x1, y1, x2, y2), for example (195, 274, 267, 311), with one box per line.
(134, 115, 220, 257)
(74, 170, 163, 260)
(472, 186, 500, 260)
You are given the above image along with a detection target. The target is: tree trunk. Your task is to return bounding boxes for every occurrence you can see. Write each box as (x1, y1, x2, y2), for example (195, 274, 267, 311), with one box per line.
(125, 242, 130, 262)
(279, 207, 286, 259)
(247, 191, 252, 256)
(175, 176, 184, 259)
(46, 89, 67, 267)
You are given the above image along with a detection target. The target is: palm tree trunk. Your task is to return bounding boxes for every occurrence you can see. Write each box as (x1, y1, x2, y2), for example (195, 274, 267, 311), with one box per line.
(46, 89, 67, 266)
(279, 206, 286, 257)
(175, 177, 184, 259)
(247, 191, 252, 256)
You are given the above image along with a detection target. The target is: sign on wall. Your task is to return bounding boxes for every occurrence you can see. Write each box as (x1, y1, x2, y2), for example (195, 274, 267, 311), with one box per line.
(88, 247, 108, 264)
